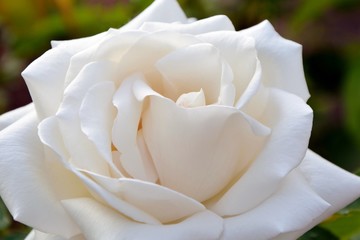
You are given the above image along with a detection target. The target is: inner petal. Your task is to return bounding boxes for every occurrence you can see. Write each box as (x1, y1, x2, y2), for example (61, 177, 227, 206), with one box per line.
(86, 174, 206, 223)
(156, 43, 223, 104)
(142, 95, 269, 202)
(176, 89, 206, 108)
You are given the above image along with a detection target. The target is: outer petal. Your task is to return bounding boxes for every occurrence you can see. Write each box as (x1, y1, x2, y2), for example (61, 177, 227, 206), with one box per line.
(239, 20, 310, 101)
(140, 15, 235, 34)
(22, 47, 71, 119)
(62, 198, 223, 240)
(0, 103, 34, 130)
(0, 112, 80, 237)
(121, 0, 188, 31)
(84, 173, 206, 223)
(220, 170, 330, 240)
(211, 88, 313, 215)
(274, 150, 360, 239)
(39, 116, 162, 225)
(25, 230, 84, 240)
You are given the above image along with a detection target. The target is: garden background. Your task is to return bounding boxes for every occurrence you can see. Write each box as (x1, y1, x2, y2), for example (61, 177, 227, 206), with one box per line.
(0, 0, 360, 239)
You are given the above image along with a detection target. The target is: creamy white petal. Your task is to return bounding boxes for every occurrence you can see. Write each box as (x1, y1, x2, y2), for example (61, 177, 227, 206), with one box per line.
(112, 75, 158, 182)
(301, 150, 360, 216)
(273, 150, 360, 239)
(25, 230, 84, 240)
(56, 61, 117, 175)
(220, 170, 330, 240)
(84, 173, 205, 223)
(39, 116, 160, 225)
(22, 47, 71, 119)
(121, 0, 188, 31)
(79, 81, 117, 166)
(211, 88, 313, 215)
(142, 95, 269, 202)
(63, 30, 145, 87)
(235, 59, 262, 109)
(176, 89, 206, 108)
(62, 198, 223, 240)
(0, 112, 80, 237)
(51, 32, 107, 53)
(115, 31, 201, 91)
(0, 103, 34, 130)
(72, 170, 161, 225)
(197, 31, 257, 101)
(140, 15, 235, 34)
(156, 43, 224, 103)
(239, 20, 310, 101)
(217, 61, 236, 106)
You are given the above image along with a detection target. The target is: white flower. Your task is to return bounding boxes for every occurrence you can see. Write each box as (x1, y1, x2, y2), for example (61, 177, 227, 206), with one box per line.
(0, 0, 359, 239)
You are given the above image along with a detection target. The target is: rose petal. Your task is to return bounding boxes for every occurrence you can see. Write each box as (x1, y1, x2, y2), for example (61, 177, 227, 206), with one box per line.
(156, 43, 225, 104)
(51, 32, 107, 54)
(21, 47, 71, 119)
(142, 94, 269, 202)
(39, 117, 161, 225)
(114, 31, 201, 91)
(239, 20, 310, 101)
(84, 173, 206, 223)
(220, 170, 330, 240)
(121, 0, 188, 31)
(217, 60, 236, 106)
(301, 150, 360, 214)
(72, 170, 161, 225)
(25, 230, 83, 240)
(56, 61, 117, 175)
(62, 198, 223, 240)
(211, 88, 313, 215)
(197, 31, 257, 102)
(176, 89, 206, 108)
(0, 103, 34, 130)
(63, 30, 145, 87)
(273, 150, 360, 239)
(79, 81, 118, 173)
(0, 112, 80, 237)
(140, 15, 235, 34)
(112, 75, 159, 182)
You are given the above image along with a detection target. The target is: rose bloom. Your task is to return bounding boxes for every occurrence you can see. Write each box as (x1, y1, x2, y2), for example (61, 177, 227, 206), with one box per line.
(0, 0, 359, 239)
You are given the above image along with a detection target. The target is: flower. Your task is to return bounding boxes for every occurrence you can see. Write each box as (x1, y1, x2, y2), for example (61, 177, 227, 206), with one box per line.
(1, 0, 360, 239)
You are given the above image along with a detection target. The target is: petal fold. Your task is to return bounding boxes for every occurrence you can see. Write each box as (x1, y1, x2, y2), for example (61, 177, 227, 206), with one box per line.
(121, 0, 188, 31)
(62, 198, 223, 240)
(0, 112, 80, 237)
(140, 15, 235, 34)
(84, 174, 206, 223)
(211, 88, 313, 215)
(0, 103, 34, 130)
(239, 20, 310, 101)
(220, 170, 330, 240)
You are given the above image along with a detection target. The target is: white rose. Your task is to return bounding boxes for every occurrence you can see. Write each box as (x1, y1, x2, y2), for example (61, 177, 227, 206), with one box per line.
(0, 0, 359, 239)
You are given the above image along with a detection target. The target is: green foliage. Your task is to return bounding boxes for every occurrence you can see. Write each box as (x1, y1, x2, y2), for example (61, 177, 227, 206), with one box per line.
(299, 226, 339, 240)
(320, 198, 360, 239)
(343, 46, 360, 148)
(0, 198, 11, 231)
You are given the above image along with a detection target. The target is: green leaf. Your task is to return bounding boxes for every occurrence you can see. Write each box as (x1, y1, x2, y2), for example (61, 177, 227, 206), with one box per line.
(0, 198, 10, 231)
(343, 46, 360, 148)
(299, 226, 339, 240)
(321, 198, 360, 239)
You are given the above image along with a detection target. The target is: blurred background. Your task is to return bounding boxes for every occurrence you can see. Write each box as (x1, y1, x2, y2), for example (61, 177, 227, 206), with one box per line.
(0, 0, 359, 239)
